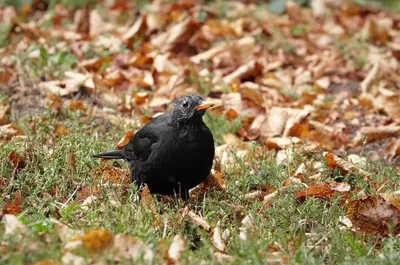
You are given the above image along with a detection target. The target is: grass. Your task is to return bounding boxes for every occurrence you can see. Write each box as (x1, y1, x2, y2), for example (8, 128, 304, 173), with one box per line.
(1, 0, 400, 264)
(1, 106, 400, 265)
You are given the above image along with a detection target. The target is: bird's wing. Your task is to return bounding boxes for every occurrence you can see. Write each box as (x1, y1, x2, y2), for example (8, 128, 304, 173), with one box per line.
(121, 113, 171, 161)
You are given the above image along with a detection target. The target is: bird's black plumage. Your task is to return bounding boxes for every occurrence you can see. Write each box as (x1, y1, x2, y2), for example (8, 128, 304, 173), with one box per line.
(93, 94, 215, 198)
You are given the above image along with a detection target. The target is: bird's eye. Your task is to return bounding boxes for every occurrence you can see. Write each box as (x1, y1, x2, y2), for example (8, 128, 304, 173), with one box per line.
(182, 101, 189, 108)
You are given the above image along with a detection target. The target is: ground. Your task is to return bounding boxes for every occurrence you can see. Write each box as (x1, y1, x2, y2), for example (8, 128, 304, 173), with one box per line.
(1, 0, 400, 264)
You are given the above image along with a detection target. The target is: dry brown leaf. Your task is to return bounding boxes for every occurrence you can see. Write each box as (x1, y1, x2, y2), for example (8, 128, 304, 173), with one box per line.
(323, 152, 371, 179)
(71, 229, 114, 253)
(201, 172, 225, 191)
(221, 92, 262, 117)
(362, 17, 390, 45)
(181, 206, 211, 231)
(116, 130, 134, 149)
(239, 82, 265, 107)
(122, 14, 147, 42)
(0, 101, 9, 125)
(223, 60, 256, 84)
(112, 234, 154, 263)
(7, 151, 25, 169)
(347, 195, 400, 235)
(385, 139, 400, 160)
(166, 235, 185, 265)
(140, 185, 156, 212)
(214, 252, 235, 262)
(377, 93, 400, 122)
(190, 46, 225, 64)
(211, 225, 225, 252)
(79, 56, 113, 72)
(243, 190, 268, 202)
(0, 124, 23, 137)
(261, 107, 311, 138)
(61, 253, 85, 265)
(55, 125, 68, 137)
(353, 125, 400, 144)
(39, 72, 95, 96)
(3, 190, 24, 215)
(67, 100, 87, 113)
(30, 259, 60, 265)
(151, 16, 195, 52)
(3, 214, 27, 240)
(380, 191, 400, 211)
(294, 182, 350, 203)
(134, 92, 150, 105)
(50, 218, 81, 242)
(264, 137, 301, 150)
(239, 214, 255, 241)
(73, 5, 90, 35)
(360, 61, 380, 95)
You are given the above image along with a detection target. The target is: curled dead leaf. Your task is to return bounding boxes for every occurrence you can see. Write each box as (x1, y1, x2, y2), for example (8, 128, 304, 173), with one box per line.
(323, 152, 371, 179)
(211, 225, 225, 252)
(223, 60, 256, 84)
(354, 125, 400, 144)
(181, 206, 211, 231)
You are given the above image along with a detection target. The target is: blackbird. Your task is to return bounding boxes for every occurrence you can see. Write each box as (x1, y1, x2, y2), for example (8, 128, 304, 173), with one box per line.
(92, 94, 215, 198)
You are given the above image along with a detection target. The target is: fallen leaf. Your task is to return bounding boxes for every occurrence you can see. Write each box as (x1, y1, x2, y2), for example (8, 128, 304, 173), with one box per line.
(7, 151, 25, 169)
(0, 124, 23, 138)
(353, 125, 400, 144)
(112, 234, 154, 263)
(67, 100, 87, 113)
(0, 101, 9, 125)
(116, 130, 134, 149)
(239, 214, 255, 241)
(61, 253, 85, 265)
(214, 252, 235, 262)
(181, 206, 211, 231)
(2, 214, 27, 240)
(55, 125, 68, 137)
(122, 14, 147, 42)
(201, 172, 225, 191)
(223, 60, 256, 84)
(294, 182, 350, 203)
(264, 137, 301, 150)
(39, 72, 95, 96)
(3, 190, 24, 215)
(140, 185, 156, 213)
(347, 195, 400, 235)
(166, 235, 185, 265)
(362, 17, 390, 45)
(151, 17, 196, 53)
(323, 152, 371, 179)
(50, 218, 81, 242)
(71, 229, 114, 253)
(211, 225, 225, 252)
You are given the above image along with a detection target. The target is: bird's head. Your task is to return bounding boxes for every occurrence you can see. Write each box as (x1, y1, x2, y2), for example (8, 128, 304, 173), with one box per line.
(172, 94, 215, 126)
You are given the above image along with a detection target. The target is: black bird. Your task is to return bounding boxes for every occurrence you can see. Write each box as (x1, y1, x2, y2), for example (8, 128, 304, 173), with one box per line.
(93, 94, 215, 198)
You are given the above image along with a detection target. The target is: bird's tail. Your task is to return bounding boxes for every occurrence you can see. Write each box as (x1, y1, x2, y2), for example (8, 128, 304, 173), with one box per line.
(92, 150, 124, 159)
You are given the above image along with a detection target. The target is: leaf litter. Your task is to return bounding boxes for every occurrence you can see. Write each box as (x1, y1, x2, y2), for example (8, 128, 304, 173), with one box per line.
(1, 0, 400, 263)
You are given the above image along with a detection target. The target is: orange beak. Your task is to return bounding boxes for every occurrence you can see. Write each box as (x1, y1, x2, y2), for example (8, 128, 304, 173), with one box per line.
(195, 100, 215, 111)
